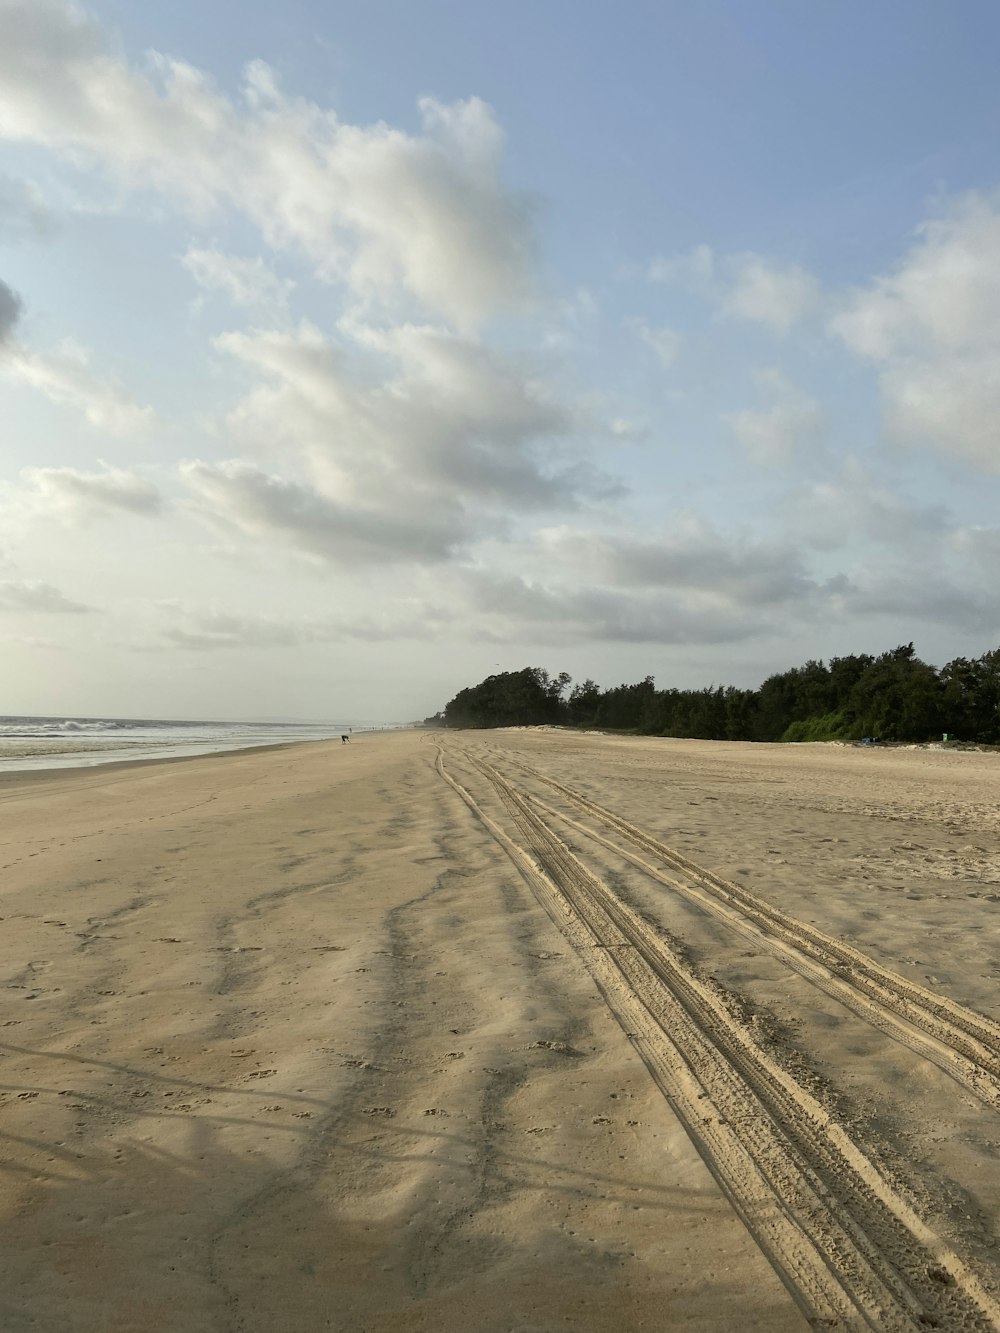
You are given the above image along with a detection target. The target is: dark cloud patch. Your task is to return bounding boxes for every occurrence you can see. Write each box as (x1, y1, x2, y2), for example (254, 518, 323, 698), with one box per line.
(0, 278, 24, 343)
(182, 459, 470, 565)
(458, 569, 787, 647)
(834, 570, 1000, 635)
(217, 322, 609, 519)
(0, 579, 94, 614)
(23, 466, 164, 517)
(786, 470, 951, 552)
(542, 527, 815, 607)
(158, 605, 447, 650)
(163, 612, 310, 651)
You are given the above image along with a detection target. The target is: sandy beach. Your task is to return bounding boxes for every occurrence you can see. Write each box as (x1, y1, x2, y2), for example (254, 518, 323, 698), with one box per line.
(3, 729, 1000, 1331)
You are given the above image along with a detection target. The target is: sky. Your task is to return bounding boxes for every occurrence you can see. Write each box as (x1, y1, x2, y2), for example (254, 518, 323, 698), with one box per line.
(2, 1, 1000, 723)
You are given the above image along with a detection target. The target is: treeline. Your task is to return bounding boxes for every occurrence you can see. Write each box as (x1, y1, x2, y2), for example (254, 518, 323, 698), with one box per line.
(432, 645, 1000, 743)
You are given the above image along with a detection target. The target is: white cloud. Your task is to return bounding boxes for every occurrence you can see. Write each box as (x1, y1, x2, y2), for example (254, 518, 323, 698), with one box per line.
(786, 458, 949, 550)
(648, 244, 715, 288)
(0, 1, 534, 328)
(774, 460, 1000, 637)
(649, 244, 821, 333)
(725, 373, 824, 467)
(0, 578, 93, 613)
(181, 458, 467, 565)
(2, 339, 152, 435)
(952, 524, 1000, 570)
(832, 194, 1000, 359)
(0, 175, 52, 240)
(181, 318, 606, 567)
(182, 246, 294, 319)
(721, 257, 821, 333)
(0, 278, 149, 432)
(539, 289, 600, 353)
(830, 191, 1000, 470)
(881, 351, 1000, 466)
(636, 321, 681, 367)
(608, 417, 649, 441)
(21, 464, 164, 518)
(11, 2, 997, 691)
(728, 402, 820, 466)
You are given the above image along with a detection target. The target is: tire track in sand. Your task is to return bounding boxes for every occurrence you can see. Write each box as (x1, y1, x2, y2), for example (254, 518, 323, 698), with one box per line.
(436, 744, 1000, 1333)
(516, 785, 1000, 1114)
(501, 751, 1000, 1114)
(491, 748, 1000, 1111)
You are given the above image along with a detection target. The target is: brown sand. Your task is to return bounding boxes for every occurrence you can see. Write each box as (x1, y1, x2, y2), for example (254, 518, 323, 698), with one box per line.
(2, 729, 1000, 1330)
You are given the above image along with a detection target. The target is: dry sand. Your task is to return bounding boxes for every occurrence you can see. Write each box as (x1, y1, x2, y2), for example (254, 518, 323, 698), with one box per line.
(2, 729, 1000, 1331)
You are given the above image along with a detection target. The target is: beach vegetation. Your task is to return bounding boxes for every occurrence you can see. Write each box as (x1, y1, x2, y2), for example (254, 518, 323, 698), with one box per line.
(780, 710, 852, 743)
(442, 667, 572, 728)
(438, 642, 1000, 744)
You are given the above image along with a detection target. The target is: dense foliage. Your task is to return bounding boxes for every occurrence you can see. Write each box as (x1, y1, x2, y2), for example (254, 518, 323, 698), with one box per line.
(439, 667, 572, 729)
(434, 645, 1000, 743)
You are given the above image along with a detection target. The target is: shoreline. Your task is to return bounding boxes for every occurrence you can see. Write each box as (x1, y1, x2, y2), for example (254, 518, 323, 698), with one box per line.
(0, 728, 416, 785)
(0, 737, 321, 786)
(0, 714, 408, 780)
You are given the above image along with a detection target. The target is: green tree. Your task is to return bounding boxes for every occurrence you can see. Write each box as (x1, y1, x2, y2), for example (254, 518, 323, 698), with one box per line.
(847, 644, 944, 741)
(595, 676, 655, 730)
(442, 667, 570, 728)
(567, 678, 601, 726)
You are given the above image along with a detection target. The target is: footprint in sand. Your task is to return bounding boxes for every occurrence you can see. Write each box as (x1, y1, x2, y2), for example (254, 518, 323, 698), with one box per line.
(528, 1040, 582, 1057)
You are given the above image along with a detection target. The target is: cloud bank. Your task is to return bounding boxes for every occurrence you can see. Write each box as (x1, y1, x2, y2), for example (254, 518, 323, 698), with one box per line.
(22, 465, 163, 518)
(832, 192, 1000, 471)
(0, 0, 534, 328)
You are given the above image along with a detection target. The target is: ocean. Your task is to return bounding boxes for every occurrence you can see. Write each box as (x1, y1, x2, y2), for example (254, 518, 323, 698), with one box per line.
(0, 715, 380, 773)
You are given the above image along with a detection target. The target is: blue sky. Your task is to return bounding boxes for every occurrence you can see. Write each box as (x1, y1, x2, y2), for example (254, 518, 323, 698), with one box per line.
(2, 0, 1000, 720)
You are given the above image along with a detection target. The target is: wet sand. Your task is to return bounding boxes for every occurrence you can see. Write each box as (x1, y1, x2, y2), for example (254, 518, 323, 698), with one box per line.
(2, 730, 999, 1330)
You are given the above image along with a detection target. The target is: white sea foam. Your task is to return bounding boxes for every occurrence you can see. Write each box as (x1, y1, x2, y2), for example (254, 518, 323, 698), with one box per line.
(0, 716, 394, 773)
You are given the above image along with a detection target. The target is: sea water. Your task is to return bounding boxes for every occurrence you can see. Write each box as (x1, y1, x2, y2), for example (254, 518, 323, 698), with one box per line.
(0, 715, 379, 773)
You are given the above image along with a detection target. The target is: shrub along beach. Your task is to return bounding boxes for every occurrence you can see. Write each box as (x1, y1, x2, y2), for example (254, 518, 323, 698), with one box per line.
(435, 643, 1000, 743)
